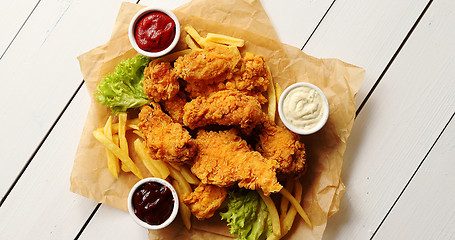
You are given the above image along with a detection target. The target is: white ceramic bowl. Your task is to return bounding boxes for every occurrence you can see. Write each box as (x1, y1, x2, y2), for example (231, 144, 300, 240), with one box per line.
(128, 7, 181, 58)
(278, 82, 330, 135)
(127, 177, 179, 230)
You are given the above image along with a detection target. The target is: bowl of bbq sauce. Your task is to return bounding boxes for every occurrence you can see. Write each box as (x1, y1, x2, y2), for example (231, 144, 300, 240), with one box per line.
(128, 7, 181, 58)
(127, 177, 179, 230)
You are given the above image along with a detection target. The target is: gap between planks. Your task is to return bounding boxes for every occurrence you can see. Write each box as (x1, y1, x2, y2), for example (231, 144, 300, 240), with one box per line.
(0, 80, 85, 207)
(371, 111, 455, 239)
(1, 0, 440, 238)
(0, 0, 42, 61)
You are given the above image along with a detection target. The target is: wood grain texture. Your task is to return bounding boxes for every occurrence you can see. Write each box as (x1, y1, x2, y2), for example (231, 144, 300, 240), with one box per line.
(1, 0, 455, 239)
(323, 0, 455, 238)
(369, 0, 455, 237)
(0, 0, 40, 56)
(374, 116, 455, 240)
(260, 0, 335, 47)
(0, 85, 96, 239)
(0, 0, 136, 198)
(302, 0, 431, 109)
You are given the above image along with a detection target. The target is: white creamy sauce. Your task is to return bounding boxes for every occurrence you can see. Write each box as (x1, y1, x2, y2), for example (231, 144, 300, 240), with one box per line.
(283, 86, 326, 130)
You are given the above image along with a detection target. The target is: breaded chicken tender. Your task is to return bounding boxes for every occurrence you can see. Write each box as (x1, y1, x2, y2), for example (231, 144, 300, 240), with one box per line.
(182, 52, 270, 104)
(161, 91, 188, 125)
(138, 103, 196, 163)
(182, 183, 228, 220)
(174, 45, 241, 84)
(255, 117, 307, 178)
(143, 61, 179, 102)
(183, 89, 263, 130)
(226, 52, 271, 93)
(191, 129, 282, 195)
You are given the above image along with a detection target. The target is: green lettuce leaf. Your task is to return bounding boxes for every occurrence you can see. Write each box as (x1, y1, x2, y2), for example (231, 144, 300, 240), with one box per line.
(220, 189, 273, 240)
(95, 55, 151, 114)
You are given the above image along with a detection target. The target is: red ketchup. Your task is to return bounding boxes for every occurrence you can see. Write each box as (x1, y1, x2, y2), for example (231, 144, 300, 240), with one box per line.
(132, 182, 175, 225)
(134, 11, 176, 52)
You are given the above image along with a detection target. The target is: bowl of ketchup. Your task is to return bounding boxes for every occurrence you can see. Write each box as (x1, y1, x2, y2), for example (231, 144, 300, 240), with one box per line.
(127, 177, 179, 230)
(128, 7, 181, 58)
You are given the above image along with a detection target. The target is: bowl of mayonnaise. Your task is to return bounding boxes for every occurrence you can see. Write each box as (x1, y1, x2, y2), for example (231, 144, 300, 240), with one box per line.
(278, 82, 329, 135)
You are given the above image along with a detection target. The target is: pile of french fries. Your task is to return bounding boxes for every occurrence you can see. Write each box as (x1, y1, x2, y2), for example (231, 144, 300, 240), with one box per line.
(92, 112, 198, 229)
(92, 26, 311, 239)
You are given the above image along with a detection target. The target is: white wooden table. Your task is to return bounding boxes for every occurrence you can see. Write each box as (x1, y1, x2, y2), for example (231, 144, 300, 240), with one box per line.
(1, 0, 454, 239)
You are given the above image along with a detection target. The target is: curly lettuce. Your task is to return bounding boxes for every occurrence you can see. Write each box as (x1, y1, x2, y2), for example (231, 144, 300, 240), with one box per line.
(220, 189, 272, 240)
(95, 55, 151, 114)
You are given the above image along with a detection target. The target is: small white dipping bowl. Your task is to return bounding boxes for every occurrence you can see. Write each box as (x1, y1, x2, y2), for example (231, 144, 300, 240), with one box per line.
(278, 82, 330, 135)
(127, 177, 179, 230)
(128, 7, 181, 58)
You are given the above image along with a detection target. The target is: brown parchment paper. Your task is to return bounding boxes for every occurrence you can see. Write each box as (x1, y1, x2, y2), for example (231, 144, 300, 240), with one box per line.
(70, 0, 365, 239)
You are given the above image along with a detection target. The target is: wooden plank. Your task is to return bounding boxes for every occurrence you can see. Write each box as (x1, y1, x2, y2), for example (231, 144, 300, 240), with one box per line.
(0, 85, 99, 239)
(0, 0, 136, 198)
(0, 1, 40, 56)
(323, 0, 455, 239)
(302, 0, 431, 109)
(77, 204, 150, 239)
(260, 0, 335, 47)
(367, 0, 455, 237)
(374, 116, 455, 239)
(139, 0, 336, 48)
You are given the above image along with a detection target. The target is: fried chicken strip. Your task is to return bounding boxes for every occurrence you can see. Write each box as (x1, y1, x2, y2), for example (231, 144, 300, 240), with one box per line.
(174, 45, 241, 84)
(183, 89, 263, 130)
(138, 103, 196, 163)
(182, 183, 228, 220)
(255, 117, 307, 178)
(191, 129, 282, 195)
(226, 52, 271, 93)
(161, 91, 188, 125)
(183, 52, 270, 104)
(143, 61, 179, 102)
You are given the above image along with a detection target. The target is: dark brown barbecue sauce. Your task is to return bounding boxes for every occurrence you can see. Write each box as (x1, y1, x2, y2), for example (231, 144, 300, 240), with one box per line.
(132, 181, 174, 225)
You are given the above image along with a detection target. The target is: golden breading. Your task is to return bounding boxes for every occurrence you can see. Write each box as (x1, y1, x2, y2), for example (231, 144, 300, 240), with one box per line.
(138, 103, 196, 163)
(226, 52, 271, 92)
(255, 117, 307, 178)
(161, 91, 188, 125)
(174, 45, 242, 84)
(182, 183, 228, 220)
(143, 61, 179, 102)
(183, 89, 263, 130)
(191, 129, 282, 195)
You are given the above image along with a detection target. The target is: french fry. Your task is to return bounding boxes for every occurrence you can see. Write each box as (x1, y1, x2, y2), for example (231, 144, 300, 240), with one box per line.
(266, 233, 281, 240)
(281, 181, 303, 235)
(173, 179, 192, 230)
(185, 34, 201, 50)
(184, 25, 207, 47)
(133, 139, 161, 178)
(132, 130, 145, 139)
(180, 166, 200, 185)
(118, 113, 129, 155)
(110, 118, 140, 133)
(258, 190, 281, 237)
(153, 159, 171, 180)
(267, 67, 277, 121)
(275, 82, 283, 101)
(118, 113, 132, 173)
(167, 163, 192, 194)
(280, 187, 312, 228)
(152, 49, 193, 63)
(168, 162, 181, 171)
(205, 33, 244, 47)
(280, 180, 294, 220)
(133, 139, 170, 179)
(103, 116, 120, 179)
(96, 118, 140, 134)
(92, 129, 143, 179)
